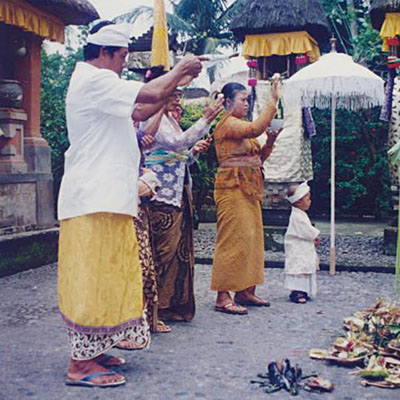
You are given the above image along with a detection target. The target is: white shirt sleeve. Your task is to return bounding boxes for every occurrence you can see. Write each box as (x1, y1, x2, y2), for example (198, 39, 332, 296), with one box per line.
(90, 69, 144, 118)
(289, 209, 320, 241)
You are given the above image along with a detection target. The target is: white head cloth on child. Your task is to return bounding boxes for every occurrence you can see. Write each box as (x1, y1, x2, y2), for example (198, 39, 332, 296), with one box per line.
(87, 23, 132, 48)
(286, 182, 310, 204)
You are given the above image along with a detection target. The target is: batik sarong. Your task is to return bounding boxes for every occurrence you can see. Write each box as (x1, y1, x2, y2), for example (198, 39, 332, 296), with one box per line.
(134, 204, 159, 332)
(148, 186, 195, 322)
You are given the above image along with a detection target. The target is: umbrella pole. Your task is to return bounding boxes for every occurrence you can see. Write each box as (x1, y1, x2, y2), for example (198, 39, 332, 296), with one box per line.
(330, 97, 336, 275)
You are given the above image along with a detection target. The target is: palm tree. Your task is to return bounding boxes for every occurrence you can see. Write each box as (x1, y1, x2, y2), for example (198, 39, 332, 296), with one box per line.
(114, 0, 248, 82)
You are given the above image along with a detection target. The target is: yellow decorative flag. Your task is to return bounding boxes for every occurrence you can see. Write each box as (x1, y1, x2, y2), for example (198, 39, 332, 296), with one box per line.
(151, 0, 170, 70)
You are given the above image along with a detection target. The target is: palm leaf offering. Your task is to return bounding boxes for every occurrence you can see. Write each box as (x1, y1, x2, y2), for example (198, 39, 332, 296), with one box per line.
(309, 297, 400, 389)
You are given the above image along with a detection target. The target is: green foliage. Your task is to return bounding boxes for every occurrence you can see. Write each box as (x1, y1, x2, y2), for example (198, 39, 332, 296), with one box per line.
(351, 15, 385, 70)
(180, 103, 205, 130)
(182, 103, 219, 222)
(169, 0, 246, 54)
(41, 47, 83, 208)
(312, 108, 391, 217)
(320, 0, 386, 71)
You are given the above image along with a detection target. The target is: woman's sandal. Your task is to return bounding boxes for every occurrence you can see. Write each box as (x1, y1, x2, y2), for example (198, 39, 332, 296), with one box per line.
(289, 291, 308, 304)
(155, 320, 172, 333)
(115, 339, 148, 351)
(215, 302, 248, 315)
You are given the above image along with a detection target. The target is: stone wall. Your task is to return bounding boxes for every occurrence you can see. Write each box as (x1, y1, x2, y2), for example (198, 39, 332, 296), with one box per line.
(0, 173, 55, 235)
(0, 182, 36, 233)
(0, 228, 58, 277)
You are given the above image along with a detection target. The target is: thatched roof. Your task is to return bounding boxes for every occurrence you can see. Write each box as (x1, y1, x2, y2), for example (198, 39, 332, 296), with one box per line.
(230, 0, 330, 44)
(370, 0, 400, 30)
(129, 29, 153, 52)
(26, 0, 99, 25)
(129, 28, 179, 52)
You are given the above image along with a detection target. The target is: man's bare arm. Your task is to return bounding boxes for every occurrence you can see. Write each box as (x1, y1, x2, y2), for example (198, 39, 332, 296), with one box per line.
(132, 100, 166, 121)
(135, 55, 202, 104)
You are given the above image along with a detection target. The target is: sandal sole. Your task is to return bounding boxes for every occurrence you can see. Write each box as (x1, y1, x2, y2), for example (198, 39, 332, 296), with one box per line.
(65, 378, 126, 388)
(214, 305, 248, 315)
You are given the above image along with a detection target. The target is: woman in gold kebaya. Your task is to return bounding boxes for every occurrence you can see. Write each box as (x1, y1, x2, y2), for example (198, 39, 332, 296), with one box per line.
(211, 79, 280, 315)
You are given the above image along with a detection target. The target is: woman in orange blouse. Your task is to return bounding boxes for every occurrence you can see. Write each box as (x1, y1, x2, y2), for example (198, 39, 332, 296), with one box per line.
(211, 80, 279, 315)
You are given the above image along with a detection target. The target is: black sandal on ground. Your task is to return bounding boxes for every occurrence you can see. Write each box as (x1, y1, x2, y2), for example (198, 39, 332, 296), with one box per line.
(289, 291, 308, 304)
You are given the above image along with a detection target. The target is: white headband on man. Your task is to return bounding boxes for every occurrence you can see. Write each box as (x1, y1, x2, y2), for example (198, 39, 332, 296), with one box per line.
(87, 23, 132, 48)
(286, 182, 310, 204)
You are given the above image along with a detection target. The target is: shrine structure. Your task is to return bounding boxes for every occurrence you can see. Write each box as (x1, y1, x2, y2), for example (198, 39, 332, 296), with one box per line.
(0, 0, 98, 235)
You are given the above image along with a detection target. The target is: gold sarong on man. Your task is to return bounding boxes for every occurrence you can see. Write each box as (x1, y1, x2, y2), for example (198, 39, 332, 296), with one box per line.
(58, 212, 144, 333)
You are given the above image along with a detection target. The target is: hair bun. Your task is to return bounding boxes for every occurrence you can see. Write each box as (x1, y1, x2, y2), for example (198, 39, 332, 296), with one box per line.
(211, 90, 223, 101)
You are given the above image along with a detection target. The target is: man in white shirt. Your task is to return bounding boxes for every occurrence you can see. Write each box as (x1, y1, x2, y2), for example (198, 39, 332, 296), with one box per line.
(58, 21, 203, 388)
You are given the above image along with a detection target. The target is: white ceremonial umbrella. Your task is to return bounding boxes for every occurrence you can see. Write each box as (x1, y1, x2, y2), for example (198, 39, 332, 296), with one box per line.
(284, 39, 384, 275)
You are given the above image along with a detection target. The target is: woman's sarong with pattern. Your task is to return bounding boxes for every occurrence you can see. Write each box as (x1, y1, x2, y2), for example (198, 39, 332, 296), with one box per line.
(134, 204, 159, 332)
(149, 186, 195, 322)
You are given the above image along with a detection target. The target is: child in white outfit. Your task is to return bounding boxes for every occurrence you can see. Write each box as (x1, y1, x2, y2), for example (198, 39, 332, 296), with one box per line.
(284, 182, 320, 304)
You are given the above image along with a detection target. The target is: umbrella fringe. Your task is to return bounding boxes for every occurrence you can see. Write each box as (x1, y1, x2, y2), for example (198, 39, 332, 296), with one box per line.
(283, 69, 384, 111)
(285, 88, 384, 111)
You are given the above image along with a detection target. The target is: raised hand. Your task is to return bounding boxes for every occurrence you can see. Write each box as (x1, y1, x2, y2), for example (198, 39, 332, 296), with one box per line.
(204, 96, 224, 124)
(192, 139, 211, 155)
(177, 54, 203, 79)
(271, 73, 280, 103)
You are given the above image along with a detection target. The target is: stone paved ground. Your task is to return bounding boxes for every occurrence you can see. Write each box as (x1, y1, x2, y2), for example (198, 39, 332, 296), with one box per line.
(194, 228, 396, 268)
(1, 263, 399, 400)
